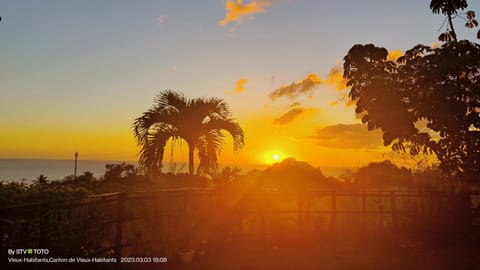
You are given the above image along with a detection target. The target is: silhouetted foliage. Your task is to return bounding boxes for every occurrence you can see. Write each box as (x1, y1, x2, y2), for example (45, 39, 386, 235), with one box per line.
(33, 174, 48, 185)
(104, 162, 137, 181)
(77, 171, 95, 182)
(214, 166, 242, 183)
(430, 0, 479, 42)
(258, 158, 336, 190)
(133, 90, 244, 176)
(353, 160, 412, 188)
(0, 180, 91, 206)
(343, 41, 480, 182)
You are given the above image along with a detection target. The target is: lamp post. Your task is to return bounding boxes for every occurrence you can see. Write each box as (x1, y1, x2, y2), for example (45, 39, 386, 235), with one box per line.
(74, 152, 78, 180)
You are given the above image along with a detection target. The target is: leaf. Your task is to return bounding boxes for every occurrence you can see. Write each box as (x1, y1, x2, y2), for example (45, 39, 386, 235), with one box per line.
(465, 22, 473, 28)
(473, 20, 479, 27)
(467, 10, 476, 20)
(439, 33, 446, 42)
(478, 30, 480, 39)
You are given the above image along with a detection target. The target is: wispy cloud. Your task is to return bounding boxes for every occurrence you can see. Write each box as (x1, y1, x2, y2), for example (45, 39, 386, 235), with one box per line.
(329, 93, 356, 108)
(219, 0, 272, 26)
(273, 108, 304, 125)
(269, 73, 322, 100)
(325, 63, 348, 91)
(225, 78, 248, 94)
(288, 101, 301, 108)
(273, 107, 319, 125)
(307, 124, 383, 149)
(268, 62, 350, 102)
(156, 15, 168, 27)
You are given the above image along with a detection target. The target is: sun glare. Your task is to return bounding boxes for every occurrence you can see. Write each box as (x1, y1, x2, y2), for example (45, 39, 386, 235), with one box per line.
(263, 150, 285, 164)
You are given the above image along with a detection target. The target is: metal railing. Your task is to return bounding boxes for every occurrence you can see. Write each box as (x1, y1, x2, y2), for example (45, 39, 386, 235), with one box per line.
(1, 188, 479, 263)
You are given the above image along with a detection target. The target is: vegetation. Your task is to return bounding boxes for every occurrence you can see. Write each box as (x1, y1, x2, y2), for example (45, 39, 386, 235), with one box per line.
(1, 159, 478, 270)
(430, 0, 479, 41)
(104, 162, 137, 181)
(352, 160, 412, 189)
(257, 158, 337, 190)
(133, 90, 244, 177)
(343, 1, 480, 182)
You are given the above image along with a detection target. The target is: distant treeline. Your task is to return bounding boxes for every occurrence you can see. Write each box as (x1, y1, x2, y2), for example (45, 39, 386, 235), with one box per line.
(0, 159, 476, 207)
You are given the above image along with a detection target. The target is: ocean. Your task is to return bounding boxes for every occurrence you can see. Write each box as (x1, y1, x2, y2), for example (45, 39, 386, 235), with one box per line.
(0, 159, 354, 182)
(0, 159, 135, 182)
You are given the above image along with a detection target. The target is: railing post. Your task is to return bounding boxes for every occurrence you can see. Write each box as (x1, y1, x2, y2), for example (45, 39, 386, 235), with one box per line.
(330, 190, 337, 232)
(38, 207, 49, 248)
(115, 193, 127, 265)
(260, 191, 267, 246)
(390, 191, 397, 228)
(362, 190, 367, 229)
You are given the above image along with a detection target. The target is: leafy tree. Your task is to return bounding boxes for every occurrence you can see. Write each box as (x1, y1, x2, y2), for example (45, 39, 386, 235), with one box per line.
(343, 41, 480, 182)
(353, 161, 412, 188)
(34, 174, 48, 185)
(215, 166, 242, 183)
(430, 0, 479, 41)
(259, 158, 335, 190)
(77, 171, 95, 182)
(133, 90, 244, 176)
(104, 163, 137, 181)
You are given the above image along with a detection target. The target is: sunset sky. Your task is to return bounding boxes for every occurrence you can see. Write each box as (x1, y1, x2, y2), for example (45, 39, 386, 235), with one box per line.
(1, 1, 479, 170)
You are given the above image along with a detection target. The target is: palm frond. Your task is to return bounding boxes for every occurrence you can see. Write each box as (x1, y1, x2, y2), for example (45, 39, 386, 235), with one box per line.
(139, 132, 171, 176)
(204, 117, 245, 151)
(154, 90, 189, 110)
(197, 130, 224, 175)
(133, 106, 179, 144)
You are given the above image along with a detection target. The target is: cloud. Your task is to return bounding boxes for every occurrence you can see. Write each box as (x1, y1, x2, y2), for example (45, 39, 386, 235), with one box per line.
(156, 15, 168, 27)
(288, 101, 301, 108)
(273, 108, 304, 125)
(268, 63, 350, 102)
(387, 49, 403, 62)
(329, 100, 340, 107)
(273, 107, 319, 125)
(219, 0, 272, 26)
(330, 93, 356, 108)
(307, 124, 383, 149)
(269, 73, 322, 100)
(225, 78, 248, 94)
(325, 64, 348, 91)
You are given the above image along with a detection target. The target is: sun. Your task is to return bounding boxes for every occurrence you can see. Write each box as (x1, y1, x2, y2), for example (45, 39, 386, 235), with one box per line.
(263, 150, 285, 164)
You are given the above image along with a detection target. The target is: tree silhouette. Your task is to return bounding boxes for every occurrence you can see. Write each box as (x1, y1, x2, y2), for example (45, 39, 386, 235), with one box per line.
(353, 160, 411, 188)
(430, 0, 479, 41)
(133, 90, 244, 176)
(342, 0, 480, 182)
(343, 41, 480, 182)
(34, 174, 48, 185)
(431, 0, 468, 41)
(104, 163, 137, 180)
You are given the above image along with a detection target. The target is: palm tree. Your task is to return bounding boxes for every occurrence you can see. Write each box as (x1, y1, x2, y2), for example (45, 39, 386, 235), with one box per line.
(133, 90, 244, 176)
